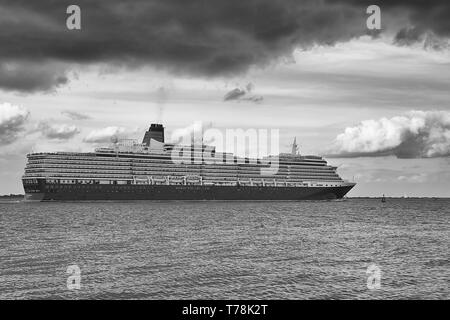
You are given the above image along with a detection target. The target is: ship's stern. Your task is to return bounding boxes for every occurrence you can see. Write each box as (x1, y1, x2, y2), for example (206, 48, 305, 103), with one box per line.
(22, 178, 46, 201)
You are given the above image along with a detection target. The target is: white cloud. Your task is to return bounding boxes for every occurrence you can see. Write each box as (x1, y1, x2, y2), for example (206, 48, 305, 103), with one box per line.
(38, 122, 80, 140)
(83, 126, 126, 143)
(0, 102, 29, 145)
(397, 173, 428, 183)
(329, 110, 450, 158)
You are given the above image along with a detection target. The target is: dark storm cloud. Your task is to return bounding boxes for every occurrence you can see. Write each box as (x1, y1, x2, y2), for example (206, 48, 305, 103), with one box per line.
(394, 27, 424, 46)
(0, 0, 449, 92)
(343, 0, 450, 34)
(394, 27, 449, 50)
(0, 62, 68, 93)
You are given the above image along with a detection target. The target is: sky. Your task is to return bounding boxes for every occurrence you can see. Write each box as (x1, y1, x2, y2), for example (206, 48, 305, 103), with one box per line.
(0, 0, 449, 196)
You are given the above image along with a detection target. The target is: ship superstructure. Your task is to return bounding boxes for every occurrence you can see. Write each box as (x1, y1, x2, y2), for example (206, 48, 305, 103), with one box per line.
(22, 124, 355, 201)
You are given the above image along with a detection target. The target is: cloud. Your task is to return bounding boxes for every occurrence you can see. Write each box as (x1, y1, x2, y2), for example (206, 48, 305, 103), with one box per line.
(83, 126, 126, 143)
(0, 102, 29, 145)
(386, 0, 450, 37)
(328, 110, 450, 158)
(224, 82, 263, 103)
(0, 61, 68, 93)
(0, 1, 390, 92)
(423, 33, 450, 51)
(397, 173, 428, 183)
(1, 1, 449, 92)
(38, 122, 80, 140)
(394, 27, 424, 46)
(394, 27, 450, 50)
(170, 121, 204, 144)
(155, 86, 170, 122)
(224, 88, 246, 101)
(61, 110, 91, 120)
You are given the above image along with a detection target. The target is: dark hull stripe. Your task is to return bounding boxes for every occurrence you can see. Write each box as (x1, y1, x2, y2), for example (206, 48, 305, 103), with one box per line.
(24, 183, 355, 201)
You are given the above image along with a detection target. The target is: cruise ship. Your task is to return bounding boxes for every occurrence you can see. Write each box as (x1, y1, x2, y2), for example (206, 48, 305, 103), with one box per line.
(22, 123, 355, 201)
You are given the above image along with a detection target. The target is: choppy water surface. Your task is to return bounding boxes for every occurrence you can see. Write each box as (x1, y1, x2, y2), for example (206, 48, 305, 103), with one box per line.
(0, 199, 448, 299)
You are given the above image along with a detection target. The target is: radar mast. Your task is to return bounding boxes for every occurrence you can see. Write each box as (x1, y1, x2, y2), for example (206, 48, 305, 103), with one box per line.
(291, 137, 299, 155)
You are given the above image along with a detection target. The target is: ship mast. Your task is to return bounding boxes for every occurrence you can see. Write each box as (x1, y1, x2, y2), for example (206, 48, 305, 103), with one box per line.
(291, 137, 299, 155)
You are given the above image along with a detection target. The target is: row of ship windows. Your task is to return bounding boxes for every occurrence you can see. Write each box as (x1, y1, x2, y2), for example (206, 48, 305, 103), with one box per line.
(26, 164, 329, 173)
(25, 170, 341, 177)
(26, 164, 335, 173)
(47, 179, 124, 185)
(28, 162, 129, 166)
(26, 171, 342, 178)
(31, 153, 323, 160)
(25, 171, 338, 179)
(25, 167, 336, 175)
(27, 158, 327, 167)
(44, 186, 341, 193)
(24, 175, 342, 184)
(31, 152, 325, 161)
(25, 173, 341, 181)
(45, 185, 319, 193)
(43, 182, 342, 190)
(23, 179, 39, 184)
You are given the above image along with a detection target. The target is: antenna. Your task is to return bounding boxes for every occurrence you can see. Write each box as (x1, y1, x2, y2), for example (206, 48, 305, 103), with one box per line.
(291, 137, 299, 155)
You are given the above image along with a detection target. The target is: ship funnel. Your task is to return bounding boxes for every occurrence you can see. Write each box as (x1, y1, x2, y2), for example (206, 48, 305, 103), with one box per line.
(142, 123, 165, 145)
